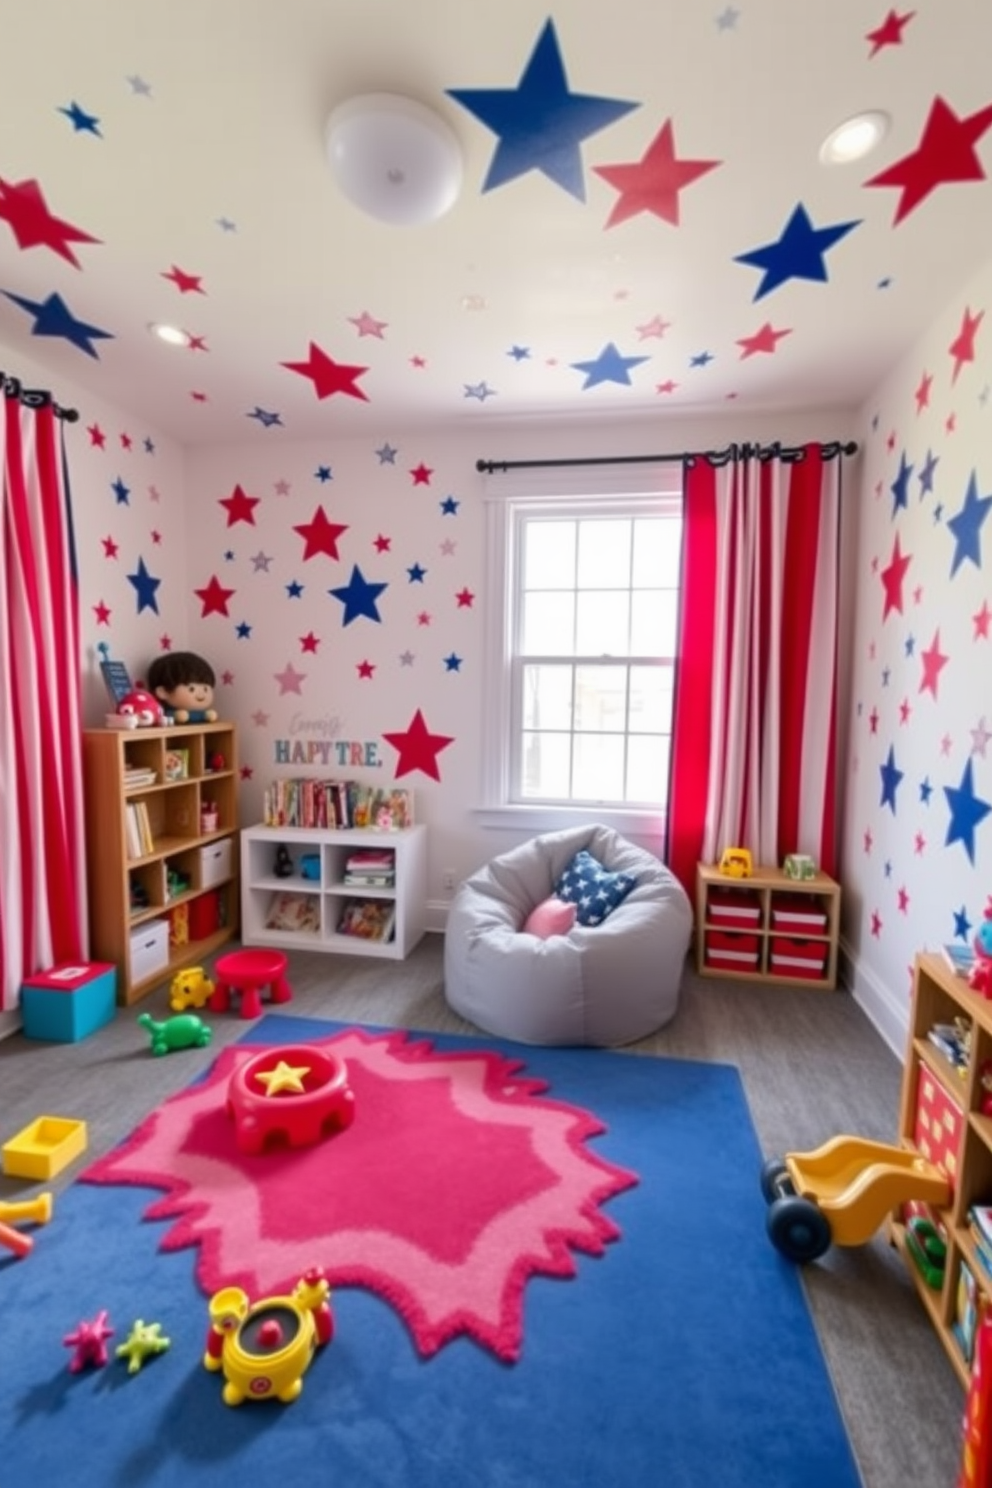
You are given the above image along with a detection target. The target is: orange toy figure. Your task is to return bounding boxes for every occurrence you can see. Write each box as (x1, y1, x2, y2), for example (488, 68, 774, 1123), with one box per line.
(203, 1267, 334, 1405)
(0, 1191, 53, 1257)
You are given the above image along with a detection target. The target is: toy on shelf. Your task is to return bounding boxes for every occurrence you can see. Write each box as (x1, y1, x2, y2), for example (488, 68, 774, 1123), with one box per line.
(273, 844, 294, 878)
(967, 897, 992, 999)
(783, 853, 817, 881)
(2, 1116, 87, 1180)
(760, 1135, 951, 1263)
(718, 846, 752, 879)
(138, 1011, 212, 1056)
(64, 1310, 114, 1371)
(0, 1191, 53, 1258)
(227, 1043, 355, 1155)
(147, 650, 218, 724)
(169, 966, 216, 1011)
(116, 1319, 171, 1374)
(203, 1266, 334, 1405)
(116, 687, 166, 728)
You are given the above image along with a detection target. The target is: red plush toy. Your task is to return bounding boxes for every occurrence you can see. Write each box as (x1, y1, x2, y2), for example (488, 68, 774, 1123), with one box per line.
(117, 688, 165, 727)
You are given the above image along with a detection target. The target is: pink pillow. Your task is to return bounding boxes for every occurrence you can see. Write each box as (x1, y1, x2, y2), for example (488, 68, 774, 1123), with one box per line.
(523, 895, 578, 939)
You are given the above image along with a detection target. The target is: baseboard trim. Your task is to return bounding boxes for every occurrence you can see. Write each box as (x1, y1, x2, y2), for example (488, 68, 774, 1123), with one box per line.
(840, 940, 908, 1060)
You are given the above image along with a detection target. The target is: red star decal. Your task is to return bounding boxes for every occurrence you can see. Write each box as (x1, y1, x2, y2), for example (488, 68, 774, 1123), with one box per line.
(120, 432, 132, 450)
(187, 335, 209, 352)
(281, 343, 369, 401)
(417, 612, 432, 626)
(886, 430, 896, 451)
(914, 371, 932, 411)
(914, 832, 926, 854)
(919, 630, 948, 697)
(373, 534, 392, 552)
(240, 765, 253, 781)
(974, 599, 991, 639)
(410, 463, 433, 485)
(219, 483, 259, 527)
(869, 707, 879, 734)
(293, 506, 349, 560)
(455, 587, 475, 608)
(865, 8, 915, 57)
(191, 390, 208, 402)
(865, 95, 992, 224)
(870, 910, 882, 938)
(92, 601, 111, 625)
(410, 355, 427, 369)
(300, 632, 320, 654)
(101, 536, 118, 558)
(357, 660, 375, 679)
(592, 119, 720, 228)
(151, 530, 162, 544)
(655, 379, 679, 394)
(946, 412, 957, 434)
(0, 176, 100, 265)
(948, 306, 984, 383)
(160, 637, 173, 651)
(162, 265, 205, 294)
(864, 828, 874, 853)
(382, 708, 454, 781)
(194, 575, 236, 618)
(221, 671, 234, 686)
(899, 698, 911, 724)
(736, 323, 792, 359)
(880, 535, 910, 619)
(897, 886, 910, 913)
(87, 422, 106, 448)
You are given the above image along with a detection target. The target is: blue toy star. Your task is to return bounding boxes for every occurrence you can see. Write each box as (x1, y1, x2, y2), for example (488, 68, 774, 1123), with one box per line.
(329, 565, 387, 626)
(127, 557, 161, 615)
(3, 289, 113, 358)
(734, 202, 860, 301)
(571, 342, 649, 390)
(946, 470, 992, 576)
(879, 745, 903, 813)
(448, 18, 638, 199)
(944, 758, 991, 864)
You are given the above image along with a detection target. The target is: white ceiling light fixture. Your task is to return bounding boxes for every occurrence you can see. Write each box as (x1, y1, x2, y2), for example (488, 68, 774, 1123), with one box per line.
(325, 94, 463, 226)
(148, 322, 188, 347)
(819, 110, 890, 165)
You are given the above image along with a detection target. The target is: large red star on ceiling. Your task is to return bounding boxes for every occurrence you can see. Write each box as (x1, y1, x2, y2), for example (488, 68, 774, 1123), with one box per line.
(736, 323, 792, 359)
(219, 483, 259, 526)
(948, 306, 984, 382)
(293, 505, 349, 560)
(880, 536, 911, 619)
(281, 343, 370, 401)
(592, 119, 720, 228)
(865, 95, 992, 224)
(0, 176, 100, 266)
(194, 575, 236, 617)
(382, 708, 454, 781)
(865, 8, 915, 57)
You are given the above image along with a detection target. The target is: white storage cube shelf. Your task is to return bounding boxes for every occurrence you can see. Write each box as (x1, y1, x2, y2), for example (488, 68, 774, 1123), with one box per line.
(240, 824, 427, 960)
(128, 918, 170, 982)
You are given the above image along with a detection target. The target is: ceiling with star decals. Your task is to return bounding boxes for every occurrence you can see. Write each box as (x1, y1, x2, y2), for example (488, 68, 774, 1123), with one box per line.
(0, 1, 990, 444)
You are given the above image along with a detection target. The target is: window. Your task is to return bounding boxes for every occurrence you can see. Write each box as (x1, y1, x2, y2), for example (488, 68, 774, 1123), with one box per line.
(482, 463, 683, 829)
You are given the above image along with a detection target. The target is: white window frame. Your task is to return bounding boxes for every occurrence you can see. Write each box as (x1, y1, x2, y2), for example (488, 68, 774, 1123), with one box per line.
(477, 461, 683, 842)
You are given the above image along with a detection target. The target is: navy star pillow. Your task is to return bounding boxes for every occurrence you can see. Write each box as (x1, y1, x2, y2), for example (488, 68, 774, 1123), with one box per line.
(554, 850, 637, 927)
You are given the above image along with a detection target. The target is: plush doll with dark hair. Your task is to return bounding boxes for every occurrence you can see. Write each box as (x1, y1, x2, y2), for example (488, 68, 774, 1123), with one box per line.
(147, 651, 218, 723)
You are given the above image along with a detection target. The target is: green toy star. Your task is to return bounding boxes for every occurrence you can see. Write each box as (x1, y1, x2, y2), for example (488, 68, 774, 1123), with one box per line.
(115, 1319, 171, 1374)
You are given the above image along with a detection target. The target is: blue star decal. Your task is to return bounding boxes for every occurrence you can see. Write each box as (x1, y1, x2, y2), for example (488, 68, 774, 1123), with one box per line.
(944, 758, 991, 863)
(734, 203, 860, 301)
(918, 449, 939, 498)
(440, 496, 459, 515)
(953, 906, 972, 941)
(444, 653, 463, 672)
(890, 453, 913, 517)
(235, 621, 252, 639)
(111, 477, 130, 505)
(920, 776, 933, 804)
(143, 437, 155, 454)
(947, 470, 992, 576)
(246, 406, 283, 427)
(934, 503, 944, 524)
(127, 557, 161, 615)
(904, 634, 915, 656)
(464, 381, 496, 401)
(2, 290, 113, 358)
(508, 345, 531, 361)
(571, 342, 649, 390)
(314, 465, 333, 482)
(447, 18, 638, 200)
(879, 745, 903, 813)
(285, 580, 304, 598)
(689, 351, 713, 368)
(375, 443, 398, 464)
(58, 101, 101, 135)
(407, 563, 427, 583)
(217, 217, 237, 233)
(329, 565, 387, 626)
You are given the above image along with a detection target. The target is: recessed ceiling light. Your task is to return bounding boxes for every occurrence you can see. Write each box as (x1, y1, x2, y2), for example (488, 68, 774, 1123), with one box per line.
(819, 111, 890, 165)
(149, 322, 188, 347)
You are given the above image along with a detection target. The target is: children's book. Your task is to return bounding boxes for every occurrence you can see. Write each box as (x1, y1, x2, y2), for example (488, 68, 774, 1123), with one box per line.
(942, 942, 977, 978)
(338, 899, 396, 942)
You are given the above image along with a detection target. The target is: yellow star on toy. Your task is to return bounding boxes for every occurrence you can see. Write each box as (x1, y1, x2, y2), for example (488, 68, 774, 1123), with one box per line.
(254, 1060, 311, 1096)
(116, 1319, 171, 1374)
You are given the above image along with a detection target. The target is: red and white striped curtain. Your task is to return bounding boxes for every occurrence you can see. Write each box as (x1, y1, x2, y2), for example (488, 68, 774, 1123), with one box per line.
(667, 444, 840, 894)
(0, 386, 87, 1011)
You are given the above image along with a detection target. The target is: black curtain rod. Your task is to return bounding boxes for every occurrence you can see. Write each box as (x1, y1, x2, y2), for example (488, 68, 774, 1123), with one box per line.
(1, 372, 79, 423)
(476, 439, 858, 475)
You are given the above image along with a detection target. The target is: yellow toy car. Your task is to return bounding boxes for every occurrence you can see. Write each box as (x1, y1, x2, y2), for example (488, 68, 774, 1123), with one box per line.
(718, 847, 753, 878)
(169, 966, 215, 1011)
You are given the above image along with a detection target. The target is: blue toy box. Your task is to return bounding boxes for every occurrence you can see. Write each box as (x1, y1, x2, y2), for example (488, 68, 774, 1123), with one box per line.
(21, 962, 117, 1042)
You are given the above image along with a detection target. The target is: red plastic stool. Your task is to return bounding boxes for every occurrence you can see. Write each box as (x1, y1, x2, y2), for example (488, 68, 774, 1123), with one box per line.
(210, 949, 293, 1020)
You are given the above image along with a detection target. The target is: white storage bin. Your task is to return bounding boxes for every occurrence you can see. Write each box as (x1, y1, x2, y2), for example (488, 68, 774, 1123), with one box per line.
(199, 837, 234, 889)
(129, 919, 170, 983)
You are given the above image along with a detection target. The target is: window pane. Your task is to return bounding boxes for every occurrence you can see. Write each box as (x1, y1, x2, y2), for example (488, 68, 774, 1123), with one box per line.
(520, 731, 571, 798)
(521, 664, 573, 730)
(522, 591, 575, 653)
(573, 733, 625, 801)
(630, 589, 679, 653)
(577, 519, 631, 588)
(523, 521, 575, 589)
(574, 665, 627, 732)
(627, 735, 670, 803)
(575, 590, 630, 653)
(632, 517, 682, 588)
(629, 664, 673, 733)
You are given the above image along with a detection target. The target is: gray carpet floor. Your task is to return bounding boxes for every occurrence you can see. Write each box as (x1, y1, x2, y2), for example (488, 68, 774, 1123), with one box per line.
(0, 937, 961, 1488)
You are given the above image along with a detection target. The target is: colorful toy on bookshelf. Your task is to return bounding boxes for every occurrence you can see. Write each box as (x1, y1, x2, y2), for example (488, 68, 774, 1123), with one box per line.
(782, 853, 817, 880)
(169, 966, 215, 1011)
(299, 853, 321, 881)
(968, 897, 992, 999)
(273, 844, 294, 878)
(147, 651, 218, 724)
(117, 687, 166, 727)
(718, 846, 752, 879)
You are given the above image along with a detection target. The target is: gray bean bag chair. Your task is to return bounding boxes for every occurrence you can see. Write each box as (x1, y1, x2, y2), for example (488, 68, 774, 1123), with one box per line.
(443, 823, 693, 1046)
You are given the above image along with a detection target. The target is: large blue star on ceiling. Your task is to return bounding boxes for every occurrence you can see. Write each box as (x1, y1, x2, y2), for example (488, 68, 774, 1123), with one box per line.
(947, 469, 992, 576)
(2, 289, 113, 357)
(944, 758, 991, 864)
(734, 203, 860, 301)
(879, 744, 903, 813)
(447, 18, 637, 200)
(329, 566, 387, 626)
(127, 557, 161, 615)
(571, 342, 649, 390)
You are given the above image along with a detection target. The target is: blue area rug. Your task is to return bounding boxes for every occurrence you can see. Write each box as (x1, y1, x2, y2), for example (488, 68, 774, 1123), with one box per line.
(0, 1016, 860, 1488)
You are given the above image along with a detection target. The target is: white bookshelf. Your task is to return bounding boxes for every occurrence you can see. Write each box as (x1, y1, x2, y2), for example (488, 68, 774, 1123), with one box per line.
(240, 823, 428, 960)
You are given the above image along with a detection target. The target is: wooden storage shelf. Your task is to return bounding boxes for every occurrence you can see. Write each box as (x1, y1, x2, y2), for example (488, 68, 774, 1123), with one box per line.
(240, 822, 427, 961)
(890, 952, 992, 1391)
(82, 722, 240, 1005)
(694, 862, 841, 990)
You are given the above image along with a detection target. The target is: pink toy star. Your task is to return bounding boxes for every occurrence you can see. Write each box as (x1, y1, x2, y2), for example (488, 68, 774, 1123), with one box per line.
(63, 1310, 114, 1371)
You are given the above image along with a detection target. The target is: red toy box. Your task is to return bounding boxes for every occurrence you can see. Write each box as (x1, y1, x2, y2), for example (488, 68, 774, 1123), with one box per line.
(769, 935, 827, 980)
(704, 928, 760, 971)
(769, 894, 828, 934)
(189, 891, 221, 940)
(21, 962, 117, 1042)
(707, 889, 761, 927)
(914, 1062, 963, 1192)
